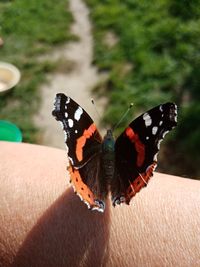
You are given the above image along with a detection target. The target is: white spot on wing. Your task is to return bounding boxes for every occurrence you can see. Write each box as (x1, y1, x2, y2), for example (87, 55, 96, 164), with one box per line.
(77, 192, 83, 201)
(59, 121, 64, 130)
(64, 130, 68, 142)
(68, 156, 74, 165)
(75, 130, 78, 134)
(146, 136, 149, 140)
(84, 199, 91, 209)
(159, 105, 163, 112)
(159, 120, 163, 126)
(68, 119, 74, 128)
(152, 126, 158, 135)
(92, 206, 104, 213)
(143, 113, 152, 127)
(174, 105, 178, 122)
(65, 112, 68, 118)
(162, 130, 169, 139)
(157, 139, 162, 149)
(153, 153, 158, 161)
(66, 97, 70, 104)
(74, 107, 83, 121)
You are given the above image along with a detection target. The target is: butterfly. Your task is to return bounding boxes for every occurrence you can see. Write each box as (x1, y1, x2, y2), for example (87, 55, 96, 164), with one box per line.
(52, 93, 177, 212)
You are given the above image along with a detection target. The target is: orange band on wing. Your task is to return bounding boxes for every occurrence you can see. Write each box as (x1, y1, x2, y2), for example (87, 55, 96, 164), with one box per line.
(126, 127, 145, 167)
(68, 165, 95, 206)
(68, 164, 105, 212)
(76, 123, 97, 161)
(125, 162, 157, 204)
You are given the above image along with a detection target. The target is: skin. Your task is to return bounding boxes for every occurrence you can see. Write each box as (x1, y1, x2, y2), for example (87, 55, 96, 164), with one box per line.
(0, 141, 200, 267)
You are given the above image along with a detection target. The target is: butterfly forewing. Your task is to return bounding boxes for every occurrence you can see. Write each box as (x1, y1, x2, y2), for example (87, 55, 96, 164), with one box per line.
(52, 93, 102, 167)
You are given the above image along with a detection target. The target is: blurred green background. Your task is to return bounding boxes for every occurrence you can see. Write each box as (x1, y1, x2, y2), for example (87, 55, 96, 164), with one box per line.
(86, 0, 200, 178)
(0, 0, 200, 178)
(0, 0, 74, 141)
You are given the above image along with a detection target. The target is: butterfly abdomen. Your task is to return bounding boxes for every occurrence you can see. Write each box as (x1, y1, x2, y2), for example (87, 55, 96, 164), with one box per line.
(101, 151, 115, 181)
(100, 130, 116, 185)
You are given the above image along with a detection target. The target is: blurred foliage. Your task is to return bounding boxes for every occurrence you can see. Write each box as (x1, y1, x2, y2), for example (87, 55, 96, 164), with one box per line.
(86, 0, 200, 178)
(0, 0, 74, 142)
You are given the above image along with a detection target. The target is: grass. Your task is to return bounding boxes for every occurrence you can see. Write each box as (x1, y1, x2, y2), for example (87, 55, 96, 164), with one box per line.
(0, 0, 74, 142)
(86, 0, 200, 178)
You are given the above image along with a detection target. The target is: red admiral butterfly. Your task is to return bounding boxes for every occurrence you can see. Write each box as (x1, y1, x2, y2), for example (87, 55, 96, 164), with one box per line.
(52, 93, 177, 212)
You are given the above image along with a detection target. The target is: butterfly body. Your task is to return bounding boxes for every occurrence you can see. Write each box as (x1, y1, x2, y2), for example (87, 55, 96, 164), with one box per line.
(53, 93, 177, 212)
(101, 129, 115, 182)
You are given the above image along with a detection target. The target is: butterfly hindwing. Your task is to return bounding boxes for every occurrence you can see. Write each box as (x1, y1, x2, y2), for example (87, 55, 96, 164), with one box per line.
(112, 102, 177, 205)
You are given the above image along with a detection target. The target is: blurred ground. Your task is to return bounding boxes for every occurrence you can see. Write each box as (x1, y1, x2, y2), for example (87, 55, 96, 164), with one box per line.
(35, 0, 106, 149)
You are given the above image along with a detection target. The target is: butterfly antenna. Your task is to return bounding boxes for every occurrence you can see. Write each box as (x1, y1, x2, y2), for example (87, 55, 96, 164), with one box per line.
(91, 98, 101, 121)
(112, 103, 134, 131)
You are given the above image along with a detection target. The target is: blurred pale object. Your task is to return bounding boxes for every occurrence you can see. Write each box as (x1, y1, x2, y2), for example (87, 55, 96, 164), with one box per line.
(0, 62, 21, 93)
(0, 37, 4, 47)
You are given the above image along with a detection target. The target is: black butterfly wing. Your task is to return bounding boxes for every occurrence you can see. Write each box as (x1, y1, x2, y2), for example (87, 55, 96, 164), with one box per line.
(112, 102, 177, 206)
(53, 93, 104, 211)
(52, 93, 102, 167)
